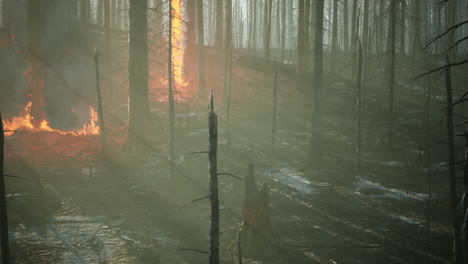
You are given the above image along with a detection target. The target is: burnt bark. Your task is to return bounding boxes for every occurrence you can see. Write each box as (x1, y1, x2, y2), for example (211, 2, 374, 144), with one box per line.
(0, 113, 10, 264)
(94, 51, 107, 156)
(208, 91, 219, 264)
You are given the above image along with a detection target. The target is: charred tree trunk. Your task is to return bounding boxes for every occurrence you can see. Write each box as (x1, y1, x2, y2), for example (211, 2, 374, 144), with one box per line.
(197, 0, 206, 99)
(215, 0, 224, 49)
(0, 114, 10, 264)
(94, 50, 107, 156)
(310, 0, 324, 163)
(123, 0, 150, 154)
(208, 91, 219, 264)
(445, 58, 462, 264)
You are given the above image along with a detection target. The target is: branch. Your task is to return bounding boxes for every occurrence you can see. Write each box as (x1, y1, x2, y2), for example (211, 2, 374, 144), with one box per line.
(415, 58, 468, 79)
(423, 20, 468, 50)
(444, 36, 468, 54)
(3, 175, 32, 182)
(180, 195, 210, 209)
(179, 249, 209, 254)
(217, 173, 244, 181)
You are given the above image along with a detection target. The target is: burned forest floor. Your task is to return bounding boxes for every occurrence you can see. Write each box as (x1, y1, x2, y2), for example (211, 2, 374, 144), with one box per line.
(3, 34, 468, 263)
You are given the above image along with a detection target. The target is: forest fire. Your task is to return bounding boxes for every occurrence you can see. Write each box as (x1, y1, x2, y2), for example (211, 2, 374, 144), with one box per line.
(3, 101, 100, 137)
(151, 0, 189, 103)
(171, 0, 187, 89)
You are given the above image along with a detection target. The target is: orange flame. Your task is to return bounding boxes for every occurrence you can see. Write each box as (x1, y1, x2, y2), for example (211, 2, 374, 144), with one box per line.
(171, 0, 187, 88)
(3, 102, 100, 136)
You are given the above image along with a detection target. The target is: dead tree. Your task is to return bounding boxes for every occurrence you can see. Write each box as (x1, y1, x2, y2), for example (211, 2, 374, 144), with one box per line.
(0, 113, 10, 264)
(208, 91, 220, 264)
(445, 58, 462, 264)
(94, 49, 107, 156)
(241, 164, 272, 257)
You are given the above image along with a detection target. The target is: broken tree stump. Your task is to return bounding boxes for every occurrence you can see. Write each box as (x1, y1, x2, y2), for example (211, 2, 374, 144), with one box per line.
(241, 163, 272, 257)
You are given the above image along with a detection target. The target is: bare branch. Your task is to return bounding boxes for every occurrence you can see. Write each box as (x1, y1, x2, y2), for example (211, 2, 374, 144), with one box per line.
(179, 249, 209, 254)
(217, 173, 244, 181)
(180, 195, 210, 209)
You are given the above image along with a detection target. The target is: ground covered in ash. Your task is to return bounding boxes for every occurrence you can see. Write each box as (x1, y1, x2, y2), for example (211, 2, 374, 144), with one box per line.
(3, 35, 468, 264)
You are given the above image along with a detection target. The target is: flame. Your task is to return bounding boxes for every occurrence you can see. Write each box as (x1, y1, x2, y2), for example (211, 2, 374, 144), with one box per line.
(3, 101, 100, 136)
(171, 0, 187, 88)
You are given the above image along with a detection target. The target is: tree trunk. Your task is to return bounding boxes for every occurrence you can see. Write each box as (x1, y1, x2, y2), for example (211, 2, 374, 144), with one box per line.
(362, 0, 370, 56)
(208, 91, 219, 264)
(123, 0, 150, 154)
(223, 0, 232, 99)
(272, 62, 278, 151)
(281, 0, 286, 59)
(264, 0, 273, 60)
(331, 0, 338, 71)
(413, 0, 422, 52)
(296, 0, 305, 90)
(94, 51, 107, 156)
(185, 0, 196, 68)
(445, 57, 463, 264)
(387, 0, 396, 148)
(343, 0, 349, 52)
(215, 0, 224, 49)
(168, 0, 175, 176)
(356, 39, 362, 171)
(399, 0, 406, 54)
(311, 0, 324, 162)
(104, 0, 111, 65)
(197, 0, 206, 99)
(0, 114, 10, 264)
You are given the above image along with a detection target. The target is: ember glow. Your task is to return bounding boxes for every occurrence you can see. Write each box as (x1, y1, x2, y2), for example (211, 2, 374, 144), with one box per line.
(3, 101, 100, 136)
